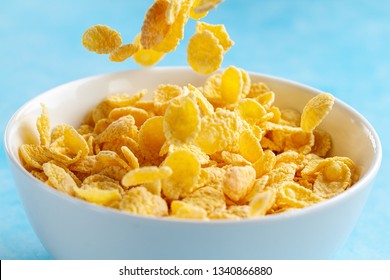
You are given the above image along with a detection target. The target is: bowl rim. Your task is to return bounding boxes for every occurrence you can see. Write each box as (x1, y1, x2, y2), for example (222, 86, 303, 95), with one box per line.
(4, 67, 383, 225)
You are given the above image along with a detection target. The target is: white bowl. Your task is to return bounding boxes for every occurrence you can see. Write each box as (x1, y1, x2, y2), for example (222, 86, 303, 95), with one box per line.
(4, 67, 382, 259)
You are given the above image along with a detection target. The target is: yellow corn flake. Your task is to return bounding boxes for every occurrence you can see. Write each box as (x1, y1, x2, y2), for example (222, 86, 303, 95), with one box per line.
(256, 91, 276, 108)
(241, 175, 269, 203)
(219, 150, 250, 166)
(36, 103, 50, 146)
(51, 124, 67, 142)
(195, 108, 241, 155)
(170, 200, 208, 219)
(249, 189, 276, 217)
(68, 155, 96, 175)
(162, 143, 210, 165)
(105, 90, 147, 108)
(121, 146, 139, 169)
(187, 84, 214, 116)
(95, 150, 129, 173)
(277, 182, 323, 208)
(122, 166, 172, 187)
(109, 43, 140, 62)
(134, 100, 156, 113)
(140, 0, 171, 49)
(163, 95, 201, 143)
(208, 210, 240, 220)
(48, 125, 89, 165)
(91, 100, 115, 124)
(182, 186, 226, 214)
(265, 122, 314, 154)
(311, 130, 332, 157)
(78, 124, 94, 136)
(226, 205, 250, 218)
(102, 136, 141, 161)
(236, 99, 267, 125)
(187, 30, 224, 74)
(223, 165, 256, 202)
(108, 106, 149, 127)
(280, 108, 301, 127)
(166, 0, 182, 24)
(139, 116, 166, 164)
(153, 84, 183, 115)
(120, 186, 168, 216)
(313, 159, 352, 199)
(98, 165, 128, 182)
(74, 181, 123, 206)
(266, 163, 297, 188)
(193, 0, 223, 14)
(301, 93, 335, 132)
(275, 150, 305, 169)
(83, 174, 118, 185)
(196, 21, 234, 52)
(190, 0, 208, 20)
(93, 118, 112, 135)
(197, 166, 226, 188)
(202, 73, 223, 106)
(42, 162, 78, 195)
(133, 33, 165, 66)
(143, 180, 162, 196)
(162, 149, 201, 200)
(95, 116, 137, 144)
(19, 144, 51, 170)
(82, 24, 122, 54)
(153, 0, 193, 53)
(221, 65, 243, 105)
(247, 82, 271, 99)
(30, 170, 49, 182)
(252, 149, 276, 178)
(51, 160, 83, 187)
(238, 129, 263, 163)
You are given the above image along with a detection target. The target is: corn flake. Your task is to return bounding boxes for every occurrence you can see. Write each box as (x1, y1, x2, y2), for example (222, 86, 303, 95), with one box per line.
(163, 95, 200, 143)
(133, 33, 165, 66)
(42, 162, 78, 195)
(109, 43, 140, 62)
(140, 0, 171, 49)
(221, 65, 243, 105)
(187, 30, 224, 74)
(196, 21, 234, 52)
(162, 149, 201, 200)
(153, 0, 193, 53)
(36, 104, 50, 147)
(120, 186, 168, 216)
(171, 200, 208, 219)
(301, 93, 335, 132)
(82, 24, 122, 54)
(122, 166, 172, 187)
(223, 165, 256, 202)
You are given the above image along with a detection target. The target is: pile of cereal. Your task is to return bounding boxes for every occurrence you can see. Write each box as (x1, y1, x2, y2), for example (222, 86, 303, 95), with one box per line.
(81, 0, 231, 74)
(19, 66, 359, 220)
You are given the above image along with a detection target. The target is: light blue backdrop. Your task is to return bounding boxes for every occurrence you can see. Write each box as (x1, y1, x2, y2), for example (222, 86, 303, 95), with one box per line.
(1, 0, 389, 259)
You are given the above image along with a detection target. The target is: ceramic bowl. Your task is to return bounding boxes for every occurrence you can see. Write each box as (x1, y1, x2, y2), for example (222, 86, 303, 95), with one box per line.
(4, 67, 382, 259)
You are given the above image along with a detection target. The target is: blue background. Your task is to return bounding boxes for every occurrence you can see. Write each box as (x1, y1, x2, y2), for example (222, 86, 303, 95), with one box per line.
(1, 0, 389, 259)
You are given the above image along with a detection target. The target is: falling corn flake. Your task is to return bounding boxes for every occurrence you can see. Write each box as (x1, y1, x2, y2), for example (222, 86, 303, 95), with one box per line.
(133, 34, 165, 66)
(196, 21, 234, 52)
(109, 43, 140, 62)
(140, 0, 171, 49)
(187, 30, 224, 74)
(82, 25, 122, 54)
